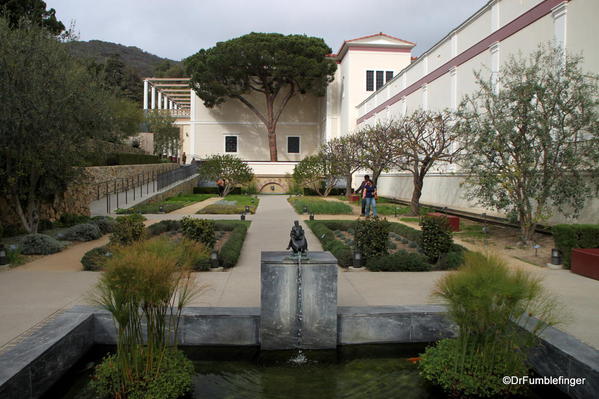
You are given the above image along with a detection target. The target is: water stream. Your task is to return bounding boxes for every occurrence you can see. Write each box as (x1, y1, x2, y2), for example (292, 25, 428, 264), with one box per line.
(289, 255, 307, 364)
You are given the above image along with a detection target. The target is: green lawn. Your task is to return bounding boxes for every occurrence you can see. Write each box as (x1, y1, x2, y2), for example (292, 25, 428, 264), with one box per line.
(197, 195, 260, 214)
(288, 196, 353, 214)
(116, 193, 216, 214)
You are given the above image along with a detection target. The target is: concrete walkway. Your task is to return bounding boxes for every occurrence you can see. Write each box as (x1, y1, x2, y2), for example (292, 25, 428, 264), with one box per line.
(1, 195, 598, 351)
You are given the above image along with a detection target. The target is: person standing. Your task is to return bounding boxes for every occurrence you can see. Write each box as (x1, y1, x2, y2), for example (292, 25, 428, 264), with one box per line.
(363, 178, 378, 217)
(355, 175, 370, 216)
(216, 177, 225, 197)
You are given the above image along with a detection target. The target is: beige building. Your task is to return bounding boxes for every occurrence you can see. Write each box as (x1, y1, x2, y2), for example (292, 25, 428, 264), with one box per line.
(142, 0, 598, 219)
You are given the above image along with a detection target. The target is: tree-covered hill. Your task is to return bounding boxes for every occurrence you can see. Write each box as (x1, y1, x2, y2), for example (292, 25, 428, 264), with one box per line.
(65, 39, 181, 78)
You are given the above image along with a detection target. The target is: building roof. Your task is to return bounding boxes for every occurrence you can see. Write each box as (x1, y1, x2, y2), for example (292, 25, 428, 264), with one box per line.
(334, 32, 416, 61)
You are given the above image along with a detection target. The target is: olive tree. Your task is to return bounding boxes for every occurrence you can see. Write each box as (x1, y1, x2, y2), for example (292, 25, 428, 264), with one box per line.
(320, 135, 362, 196)
(355, 120, 402, 185)
(457, 45, 599, 244)
(197, 155, 254, 197)
(0, 19, 120, 233)
(292, 154, 340, 197)
(185, 33, 336, 161)
(396, 110, 463, 215)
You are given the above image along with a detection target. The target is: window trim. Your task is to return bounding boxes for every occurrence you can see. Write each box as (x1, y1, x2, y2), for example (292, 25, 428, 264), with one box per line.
(223, 134, 239, 154)
(286, 135, 301, 154)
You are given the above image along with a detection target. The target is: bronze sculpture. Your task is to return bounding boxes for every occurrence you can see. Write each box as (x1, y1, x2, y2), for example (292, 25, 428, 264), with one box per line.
(287, 221, 308, 255)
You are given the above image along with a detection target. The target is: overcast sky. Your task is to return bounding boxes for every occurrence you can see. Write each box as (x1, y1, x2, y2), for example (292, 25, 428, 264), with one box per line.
(46, 0, 490, 61)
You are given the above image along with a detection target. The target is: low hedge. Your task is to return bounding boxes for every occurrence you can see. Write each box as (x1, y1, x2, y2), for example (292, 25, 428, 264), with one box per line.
(81, 245, 112, 271)
(306, 220, 353, 267)
(193, 186, 242, 195)
(553, 224, 599, 268)
(62, 223, 102, 241)
(288, 197, 353, 215)
(218, 221, 250, 268)
(366, 250, 431, 272)
(20, 234, 65, 255)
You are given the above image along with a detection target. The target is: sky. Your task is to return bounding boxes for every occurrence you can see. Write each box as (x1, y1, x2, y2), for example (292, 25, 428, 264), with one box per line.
(45, 0, 490, 61)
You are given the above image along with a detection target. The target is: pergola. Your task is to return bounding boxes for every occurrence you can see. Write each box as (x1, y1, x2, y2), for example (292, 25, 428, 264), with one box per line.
(142, 78, 191, 116)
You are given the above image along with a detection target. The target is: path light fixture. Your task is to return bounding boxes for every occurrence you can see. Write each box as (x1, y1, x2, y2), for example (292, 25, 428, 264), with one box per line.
(210, 251, 219, 268)
(302, 206, 308, 214)
(551, 248, 562, 265)
(245, 205, 250, 214)
(309, 212, 315, 221)
(0, 244, 8, 265)
(159, 205, 164, 213)
(533, 244, 541, 257)
(353, 251, 362, 267)
(240, 212, 246, 221)
(394, 206, 398, 218)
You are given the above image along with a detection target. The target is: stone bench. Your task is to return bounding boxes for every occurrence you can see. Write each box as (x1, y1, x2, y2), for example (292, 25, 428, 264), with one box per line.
(571, 248, 599, 280)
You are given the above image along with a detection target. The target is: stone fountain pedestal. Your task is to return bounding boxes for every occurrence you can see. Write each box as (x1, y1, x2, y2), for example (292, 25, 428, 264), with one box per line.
(260, 251, 338, 350)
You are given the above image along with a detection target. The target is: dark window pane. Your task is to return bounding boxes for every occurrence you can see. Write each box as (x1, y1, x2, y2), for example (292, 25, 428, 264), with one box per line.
(288, 137, 300, 153)
(366, 70, 374, 91)
(386, 71, 394, 83)
(225, 136, 237, 153)
(376, 71, 384, 90)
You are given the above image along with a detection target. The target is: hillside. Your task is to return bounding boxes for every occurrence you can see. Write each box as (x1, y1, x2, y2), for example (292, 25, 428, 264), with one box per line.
(65, 40, 180, 78)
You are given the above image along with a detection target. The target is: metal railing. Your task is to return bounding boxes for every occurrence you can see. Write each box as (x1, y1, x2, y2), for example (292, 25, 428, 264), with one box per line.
(92, 164, 197, 213)
(157, 164, 197, 191)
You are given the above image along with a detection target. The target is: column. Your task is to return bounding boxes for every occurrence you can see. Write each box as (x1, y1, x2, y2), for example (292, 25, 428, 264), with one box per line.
(151, 85, 156, 109)
(449, 67, 458, 111)
(490, 42, 500, 94)
(552, 2, 567, 55)
(158, 92, 162, 109)
(143, 80, 148, 110)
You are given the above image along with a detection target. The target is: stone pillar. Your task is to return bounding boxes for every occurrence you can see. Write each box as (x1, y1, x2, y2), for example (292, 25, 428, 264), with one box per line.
(143, 80, 148, 110)
(158, 92, 162, 109)
(260, 251, 337, 350)
(151, 86, 156, 109)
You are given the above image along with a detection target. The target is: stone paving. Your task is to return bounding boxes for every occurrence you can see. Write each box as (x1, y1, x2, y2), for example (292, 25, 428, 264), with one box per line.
(1, 195, 598, 351)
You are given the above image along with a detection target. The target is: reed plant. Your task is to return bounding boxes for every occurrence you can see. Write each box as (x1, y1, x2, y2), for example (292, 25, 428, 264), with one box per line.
(91, 237, 202, 398)
(420, 252, 563, 397)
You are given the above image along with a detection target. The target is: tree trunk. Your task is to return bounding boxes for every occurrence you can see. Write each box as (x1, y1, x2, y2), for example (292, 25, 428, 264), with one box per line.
(519, 208, 535, 245)
(410, 174, 423, 216)
(372, 169, 382, 186)
(345, 173, 353, 197)
(267, 127, 278, 162)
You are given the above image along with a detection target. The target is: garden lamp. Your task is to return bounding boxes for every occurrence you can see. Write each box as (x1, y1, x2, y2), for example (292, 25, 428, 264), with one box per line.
(394, 206, 398, 218)
(309, 212, 315, 221)
(0, 244, 7, 265)
(353, 251, 362, 267)
(533, 244, 541, 257)
(302, 206, 308, 214)
(481, 213, 489, 234)
(240, 212, 246, 221)
(210, 251, 219, 268)
(245, 205, 250, 213)
(159, 205, 164, 213)
(551, 248, 562, 265)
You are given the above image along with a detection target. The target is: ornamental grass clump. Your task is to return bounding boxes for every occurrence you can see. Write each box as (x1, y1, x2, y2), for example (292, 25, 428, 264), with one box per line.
(419, 252, 563, 398)
(91, 237, 202, 399)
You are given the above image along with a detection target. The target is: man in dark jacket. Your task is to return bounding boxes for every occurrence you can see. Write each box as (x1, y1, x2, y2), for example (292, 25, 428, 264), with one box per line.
(355, 175, 370, 216)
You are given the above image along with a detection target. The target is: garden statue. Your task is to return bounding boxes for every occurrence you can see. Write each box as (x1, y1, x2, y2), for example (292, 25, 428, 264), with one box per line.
(287, 221, 308, 255)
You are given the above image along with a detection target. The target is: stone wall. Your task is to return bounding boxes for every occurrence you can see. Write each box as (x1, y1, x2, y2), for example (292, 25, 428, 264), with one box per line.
(0, 163, 179, 228)
(255, 176, 292, 194)
(131, 175, 200, 207)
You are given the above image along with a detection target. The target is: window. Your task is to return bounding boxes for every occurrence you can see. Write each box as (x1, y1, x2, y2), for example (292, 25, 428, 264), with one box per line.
(366, 70, 374, 91)
(367, 70, 394, 91)
(224, 135, 237, 153)
(376, 71, 384, 90)
(386, 71, 394, 82)
(287, 136, 300, 153)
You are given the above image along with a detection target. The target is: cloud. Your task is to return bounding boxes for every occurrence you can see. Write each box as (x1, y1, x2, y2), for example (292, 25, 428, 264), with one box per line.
(47, 0, 489, 60)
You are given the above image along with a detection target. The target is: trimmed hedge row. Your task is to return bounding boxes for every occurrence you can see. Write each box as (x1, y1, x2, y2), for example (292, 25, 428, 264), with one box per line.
(553, 224, 599, 268)
(82, 152, 163, 166)
(305, 220, 353, 267)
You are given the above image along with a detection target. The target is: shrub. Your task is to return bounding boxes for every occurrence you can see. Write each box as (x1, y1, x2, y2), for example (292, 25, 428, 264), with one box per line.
(420, 215, 453, 263)
(62, 223, 102, 241)
(147, 220, 181, 236)
(0, 223, 3, 238)
(219, 222, 249, 268)
(355, 217, 390, 260)
(419, 252, 562, 398)
(6, 246, 25, 266)
(110, 214, 146, 246)
(438, 249, 465, 270)
(91, 216, 117, 234)
(552, 224, 599, 268)
(20, 234, 64, 255)
(81, 246, 113, 271)
(179, 238, 211, 271)
(366, 250, 431, 272)
(92, 349, 194, 399)
(91, 237, 197, 399)
(181, 217, 216, 248)
(58, 213, 91, 227)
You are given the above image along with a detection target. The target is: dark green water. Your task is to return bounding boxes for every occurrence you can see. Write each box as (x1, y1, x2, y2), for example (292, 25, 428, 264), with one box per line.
(43, 344, 568, 399)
